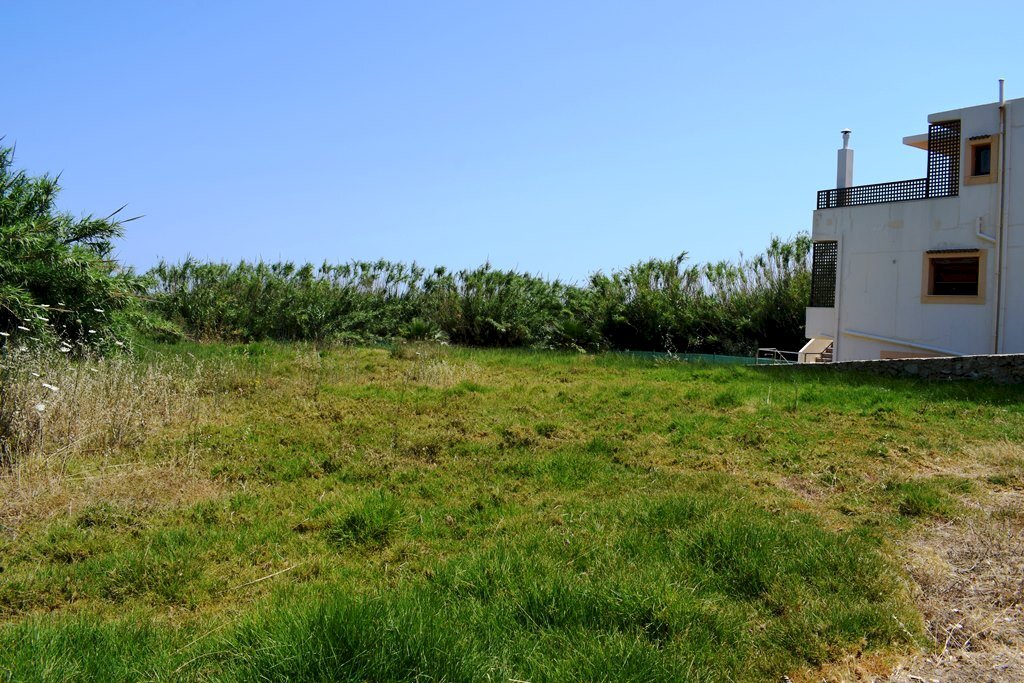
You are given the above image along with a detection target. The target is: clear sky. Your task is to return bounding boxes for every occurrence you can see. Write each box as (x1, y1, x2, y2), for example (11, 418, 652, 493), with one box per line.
(7, 1, 1023, 283)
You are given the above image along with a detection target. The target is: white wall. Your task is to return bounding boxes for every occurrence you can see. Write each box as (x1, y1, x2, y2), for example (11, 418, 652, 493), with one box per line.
(804, 306, 835, 339)
(1000, 100, 1024, 351)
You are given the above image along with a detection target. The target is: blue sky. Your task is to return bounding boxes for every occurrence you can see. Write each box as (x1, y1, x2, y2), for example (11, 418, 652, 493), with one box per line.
(7, 1, 1023, 282)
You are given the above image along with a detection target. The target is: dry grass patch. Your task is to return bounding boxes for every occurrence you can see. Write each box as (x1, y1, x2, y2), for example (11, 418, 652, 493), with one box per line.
(1, 461, 221, 538)
(1, 349, 199, 466)
(889, 493, 1024, 682)
(792, 495, 1024, 683)
(1, 349, 204, 534)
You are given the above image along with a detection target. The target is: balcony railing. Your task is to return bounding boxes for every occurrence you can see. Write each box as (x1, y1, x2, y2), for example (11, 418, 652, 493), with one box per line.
(815, 119, 961, 210)
(817, 177, 929, 209)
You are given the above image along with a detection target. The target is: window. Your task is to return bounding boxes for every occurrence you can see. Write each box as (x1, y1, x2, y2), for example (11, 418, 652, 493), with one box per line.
(930, 257, 978, 295)
(972, 143, 991, 176)
(921, 249, 986, 304)
(965, 135, 998, 185)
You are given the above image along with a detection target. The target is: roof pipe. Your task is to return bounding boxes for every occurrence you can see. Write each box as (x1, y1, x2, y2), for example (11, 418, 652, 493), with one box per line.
(837, 129, 854, 189)
(993, 80, 1007, 353)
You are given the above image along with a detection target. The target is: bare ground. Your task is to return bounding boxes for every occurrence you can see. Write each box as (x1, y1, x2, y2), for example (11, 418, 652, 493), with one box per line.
(888, 491, 1024, 683)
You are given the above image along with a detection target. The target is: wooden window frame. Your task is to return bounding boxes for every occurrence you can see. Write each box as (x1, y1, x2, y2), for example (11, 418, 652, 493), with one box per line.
(964, 135, 999, 186)
(920, 250, 986, 304)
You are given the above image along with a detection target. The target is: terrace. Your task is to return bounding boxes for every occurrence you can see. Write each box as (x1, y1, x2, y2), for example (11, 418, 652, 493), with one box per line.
(816, 120, 960, 209)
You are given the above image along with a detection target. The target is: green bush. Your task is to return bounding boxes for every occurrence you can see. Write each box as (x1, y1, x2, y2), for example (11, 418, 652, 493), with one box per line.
(0, 144, 145, 350)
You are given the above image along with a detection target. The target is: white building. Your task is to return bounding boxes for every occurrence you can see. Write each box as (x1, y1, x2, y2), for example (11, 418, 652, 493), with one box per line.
(801, 92, 1024, 363)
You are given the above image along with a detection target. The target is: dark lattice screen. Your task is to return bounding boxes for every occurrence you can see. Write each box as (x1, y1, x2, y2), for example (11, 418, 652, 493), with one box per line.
(809, 241, 837, 307)
(818, 178, 928, 209)
(927, 120, 960, 198)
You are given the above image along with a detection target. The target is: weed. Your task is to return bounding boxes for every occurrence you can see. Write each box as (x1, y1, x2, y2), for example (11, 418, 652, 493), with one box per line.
(887, 479, 966, 518)
(534, 421, 558, 438)
(584, 435, 618, 456)
(499, 425, 537, 450)
(326, 491, 403, 549)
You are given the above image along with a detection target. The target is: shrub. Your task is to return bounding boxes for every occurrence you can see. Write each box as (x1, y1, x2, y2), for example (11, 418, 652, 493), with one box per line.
(0, 144, 145, 351)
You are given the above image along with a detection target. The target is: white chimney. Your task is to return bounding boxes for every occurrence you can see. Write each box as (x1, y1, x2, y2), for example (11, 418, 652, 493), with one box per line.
(837, 129, 854, 188)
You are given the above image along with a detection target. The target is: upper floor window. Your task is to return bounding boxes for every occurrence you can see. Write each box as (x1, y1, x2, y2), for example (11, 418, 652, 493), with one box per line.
(965, 135, 998, 185)
(972, 143, 991, 176)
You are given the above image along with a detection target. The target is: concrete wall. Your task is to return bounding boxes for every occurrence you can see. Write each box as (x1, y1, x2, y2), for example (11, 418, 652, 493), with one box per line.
(814, 353, 1024, 384)
(807, 98, 1022, 361)
(804, 306, 835, 340)
(1001, 100, 1024, 351)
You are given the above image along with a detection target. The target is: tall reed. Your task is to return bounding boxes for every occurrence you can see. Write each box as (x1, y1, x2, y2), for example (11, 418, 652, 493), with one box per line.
(147, 235, 812, 354)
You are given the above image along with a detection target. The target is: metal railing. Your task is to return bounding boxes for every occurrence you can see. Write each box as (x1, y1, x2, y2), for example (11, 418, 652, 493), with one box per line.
(817, 177, 929, 209)
(755, 348, 799, 365)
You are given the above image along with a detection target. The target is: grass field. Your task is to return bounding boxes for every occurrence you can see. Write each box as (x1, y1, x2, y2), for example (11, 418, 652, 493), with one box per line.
(2, 343, 1022, 681)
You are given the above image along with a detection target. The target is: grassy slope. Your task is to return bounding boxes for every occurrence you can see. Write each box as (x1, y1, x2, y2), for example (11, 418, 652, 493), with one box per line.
(2, 343, 1023, 681)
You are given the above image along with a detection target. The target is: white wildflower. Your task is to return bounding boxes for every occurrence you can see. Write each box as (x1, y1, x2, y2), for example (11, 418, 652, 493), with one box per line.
(41, 383, 59, 393)
(35, 403, 46, 413)
(58, 346, 72, 353)
(88, 329, 97, 334)
(93, 308, 104, 313)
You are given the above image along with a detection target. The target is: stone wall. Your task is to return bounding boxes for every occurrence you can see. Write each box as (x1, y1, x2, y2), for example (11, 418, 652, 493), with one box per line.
(812, 353, 1024, 384)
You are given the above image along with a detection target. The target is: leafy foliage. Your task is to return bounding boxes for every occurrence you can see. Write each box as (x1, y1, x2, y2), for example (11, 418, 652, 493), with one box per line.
(0, 144, 147, 349)
(147, 259, 424, 343)
(148, 235, 812, 354)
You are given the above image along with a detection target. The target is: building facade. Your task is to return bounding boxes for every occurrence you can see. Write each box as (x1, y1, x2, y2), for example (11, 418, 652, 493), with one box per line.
(801, 95, 1024, 363)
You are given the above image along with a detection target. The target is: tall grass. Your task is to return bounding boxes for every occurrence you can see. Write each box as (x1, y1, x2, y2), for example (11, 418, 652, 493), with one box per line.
(0, 344, 198, 475)
(586, 235, 810, 354)
(148, 235, 811, 354)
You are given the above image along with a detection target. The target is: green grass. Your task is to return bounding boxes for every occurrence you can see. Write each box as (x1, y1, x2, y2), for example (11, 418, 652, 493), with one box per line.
(2, 342, 1023, 681)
